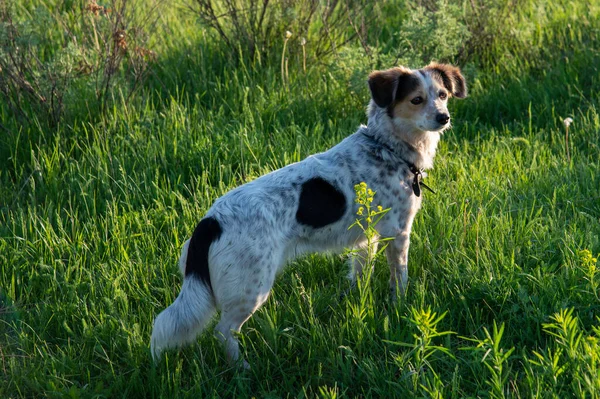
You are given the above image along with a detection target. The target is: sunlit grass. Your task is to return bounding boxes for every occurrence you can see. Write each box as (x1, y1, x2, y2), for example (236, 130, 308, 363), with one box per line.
(1, 0, 600, 397)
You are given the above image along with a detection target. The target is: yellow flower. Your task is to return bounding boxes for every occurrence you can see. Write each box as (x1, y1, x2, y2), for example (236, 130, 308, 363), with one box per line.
(357, 207, 364, 215)
(366, 217, 372, 223)
(377, 205, 383, 212)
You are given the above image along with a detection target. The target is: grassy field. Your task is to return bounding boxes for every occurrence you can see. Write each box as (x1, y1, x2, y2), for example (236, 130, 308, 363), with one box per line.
(1, 0, 600, 397)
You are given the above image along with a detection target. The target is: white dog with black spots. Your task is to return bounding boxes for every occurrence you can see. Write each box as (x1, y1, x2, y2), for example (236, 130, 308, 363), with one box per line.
(151, 63, 467, 368)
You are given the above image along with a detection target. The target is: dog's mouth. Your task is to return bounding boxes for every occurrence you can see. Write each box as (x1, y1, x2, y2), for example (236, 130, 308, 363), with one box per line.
(430, 120, 451, 133)
(410, 117, 452, 134)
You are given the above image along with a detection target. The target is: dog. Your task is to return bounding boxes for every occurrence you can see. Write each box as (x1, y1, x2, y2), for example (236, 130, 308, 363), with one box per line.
(151, 63, 467, 367)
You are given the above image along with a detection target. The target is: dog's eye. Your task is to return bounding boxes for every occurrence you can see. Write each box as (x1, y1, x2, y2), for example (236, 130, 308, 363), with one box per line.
(410, 97, 423, 105)
(439, 91, 447, 100)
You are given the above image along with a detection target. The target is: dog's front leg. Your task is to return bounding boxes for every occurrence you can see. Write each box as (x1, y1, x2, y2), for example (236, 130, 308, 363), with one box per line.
(347, 239, 379, 286)
(385, 230, 411, 299)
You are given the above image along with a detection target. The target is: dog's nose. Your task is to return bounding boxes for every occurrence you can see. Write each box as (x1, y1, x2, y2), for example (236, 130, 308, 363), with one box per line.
(436, 113, 450, 125)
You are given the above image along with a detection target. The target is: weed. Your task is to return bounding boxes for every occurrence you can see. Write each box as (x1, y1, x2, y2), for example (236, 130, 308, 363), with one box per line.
(563, 117, 574, 163)
(526, 309, 600, 396)
(347, 182, 391, 291)
(463, 322, 515, 399)
(281, 30, 292, 84)
(578, 249, 599, 300)
(388, 307, 455, 396)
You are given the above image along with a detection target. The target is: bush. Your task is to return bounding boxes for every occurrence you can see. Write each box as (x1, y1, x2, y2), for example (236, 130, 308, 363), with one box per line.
(0, 0, 160, 126)
(395, 0, 471, 66)
(187, 0, 381, 61)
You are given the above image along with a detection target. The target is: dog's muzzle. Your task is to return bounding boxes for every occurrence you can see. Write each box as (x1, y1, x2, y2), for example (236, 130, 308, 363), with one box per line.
(436, 113, 450, 125)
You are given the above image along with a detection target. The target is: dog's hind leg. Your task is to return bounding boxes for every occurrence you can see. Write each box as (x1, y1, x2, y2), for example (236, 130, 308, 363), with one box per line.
(212, 256, 278, 369)
(214, 309, 254, 369)
(214, 292, 273, 368)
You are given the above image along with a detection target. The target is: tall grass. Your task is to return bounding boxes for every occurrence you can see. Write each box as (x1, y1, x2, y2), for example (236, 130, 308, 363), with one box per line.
(1, 0, 599, 397)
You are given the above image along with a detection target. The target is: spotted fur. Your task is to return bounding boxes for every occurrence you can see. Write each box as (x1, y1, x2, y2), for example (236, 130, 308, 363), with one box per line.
(151, 63, 467, 367)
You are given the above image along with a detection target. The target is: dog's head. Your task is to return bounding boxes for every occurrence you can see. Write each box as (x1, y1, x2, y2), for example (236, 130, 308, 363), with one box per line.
(368, 63, 467, 133)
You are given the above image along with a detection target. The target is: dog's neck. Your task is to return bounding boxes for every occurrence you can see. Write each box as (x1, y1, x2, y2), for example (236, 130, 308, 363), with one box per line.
(365, 105, 441, 170)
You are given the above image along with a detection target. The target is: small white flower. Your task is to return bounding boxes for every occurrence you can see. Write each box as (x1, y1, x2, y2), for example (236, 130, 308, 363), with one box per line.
(285, 31, 292, 39)
(300, 37, 306, 46)
(563, 117, 573, 127)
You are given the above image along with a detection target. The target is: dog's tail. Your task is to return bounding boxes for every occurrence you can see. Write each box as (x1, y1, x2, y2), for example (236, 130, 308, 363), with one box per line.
(151, 217, 222, 362)
(150, 276, 216, 361)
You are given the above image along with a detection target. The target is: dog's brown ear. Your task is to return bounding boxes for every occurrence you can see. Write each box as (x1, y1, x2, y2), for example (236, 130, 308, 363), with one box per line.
(368, 67, 418, 108)
(425, 63, 467, 99)
(368, 69, 399, 108)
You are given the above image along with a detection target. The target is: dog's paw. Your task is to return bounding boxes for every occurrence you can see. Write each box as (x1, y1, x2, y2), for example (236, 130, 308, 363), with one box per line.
(232, 358, 251, 371)
(242, 360, 251, 370)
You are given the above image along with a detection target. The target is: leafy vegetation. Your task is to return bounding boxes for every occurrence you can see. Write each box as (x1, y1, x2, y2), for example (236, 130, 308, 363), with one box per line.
(1, 0, 599, 397)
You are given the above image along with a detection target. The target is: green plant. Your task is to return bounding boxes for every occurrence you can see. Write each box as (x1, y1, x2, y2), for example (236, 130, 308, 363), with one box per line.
(388, 307, 455, 395)
(348, 182, 391, 288)
(351, 182, 388, 242)
(526, 309, 600, 396)
(463, 322, 515, 399)
(344, 182, 391, 331)
(578, 249, 599, 299)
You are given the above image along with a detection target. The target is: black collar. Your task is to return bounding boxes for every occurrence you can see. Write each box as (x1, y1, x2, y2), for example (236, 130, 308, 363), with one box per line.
(406, 163, 436, 197)
(361, 131, 436, 197)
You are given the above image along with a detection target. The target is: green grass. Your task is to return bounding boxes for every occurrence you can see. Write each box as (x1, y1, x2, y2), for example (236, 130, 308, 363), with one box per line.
(1, 0, 600, 397)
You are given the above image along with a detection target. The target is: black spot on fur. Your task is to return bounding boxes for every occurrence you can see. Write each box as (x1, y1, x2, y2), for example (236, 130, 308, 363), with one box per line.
(430, 68, 453, 94)
(185, 217, 223, 290)
(388, 74, 420, 118)
(424, 63, 468, 99)
(369, 68, 420, 117)
(395, 74, 421, 102)
(296, 178, 346, 228)
(452, 72, 467, 98)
